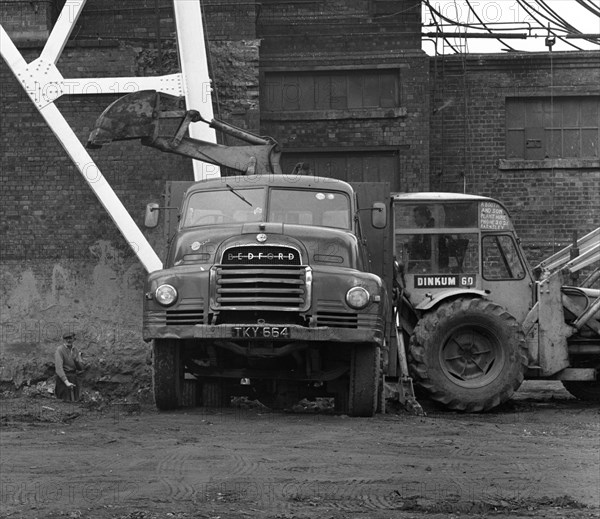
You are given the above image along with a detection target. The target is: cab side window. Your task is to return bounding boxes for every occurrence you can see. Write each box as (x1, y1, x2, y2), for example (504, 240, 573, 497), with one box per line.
(482, 235, 525, 280)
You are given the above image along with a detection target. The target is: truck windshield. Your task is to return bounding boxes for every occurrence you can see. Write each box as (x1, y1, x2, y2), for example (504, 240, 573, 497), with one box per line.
(268, 188, 351, 229)
(183, 188, 265, 227)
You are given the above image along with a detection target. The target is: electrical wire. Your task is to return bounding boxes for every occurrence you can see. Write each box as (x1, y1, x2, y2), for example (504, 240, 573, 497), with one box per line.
(424, 0, 600, 53)
(533, 0, 596, 45)
(516, 0, 583, 50)
(424, 1, 460, 54)
(424, 0, 532, 53)
(537, 0, 600, 39)
(424, 0, 525, 31)
(464, 0, 517, 52)
(575, 0, 600, 18)
(533, 0, 577, 29)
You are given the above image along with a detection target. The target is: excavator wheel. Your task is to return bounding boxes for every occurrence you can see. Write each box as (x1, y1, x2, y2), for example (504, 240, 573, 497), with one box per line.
(562, 380, 600, 402)
(152, 339, 183, 410)
(409, 298, 528, 412)
(348, 344, 380, 417)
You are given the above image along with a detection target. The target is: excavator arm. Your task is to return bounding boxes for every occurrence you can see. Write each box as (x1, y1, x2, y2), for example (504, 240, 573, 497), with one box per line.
(87, 90, 282, 176)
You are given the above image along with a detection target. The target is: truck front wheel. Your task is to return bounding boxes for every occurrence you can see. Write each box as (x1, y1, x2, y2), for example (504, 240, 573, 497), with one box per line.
(348, 344, 380, 417)
(152, 339, 183, 410)
(409, 298, 528, 412)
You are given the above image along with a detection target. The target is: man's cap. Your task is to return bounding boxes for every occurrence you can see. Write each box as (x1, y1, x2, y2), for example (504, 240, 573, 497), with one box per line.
(63, 332, 76, 340)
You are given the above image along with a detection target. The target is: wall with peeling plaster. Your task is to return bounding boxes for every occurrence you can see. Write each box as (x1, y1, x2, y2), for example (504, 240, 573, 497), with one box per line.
(0, 1, 261, 392)
(0, 243, 149, 392)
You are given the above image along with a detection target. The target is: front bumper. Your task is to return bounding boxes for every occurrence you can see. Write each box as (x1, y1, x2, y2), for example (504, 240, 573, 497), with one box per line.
(143, 321, 384, 345)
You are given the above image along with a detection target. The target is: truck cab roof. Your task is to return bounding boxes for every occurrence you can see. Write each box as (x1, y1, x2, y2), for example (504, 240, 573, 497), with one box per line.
(185, 175, 355, 195)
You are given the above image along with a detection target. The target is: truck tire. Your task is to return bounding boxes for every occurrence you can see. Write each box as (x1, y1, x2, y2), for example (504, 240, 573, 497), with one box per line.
(562, 380, 600, 402)
(152, 339, 183, 410)
(409, 298, 528, 412)
(201, 379, 230, 408)
(348, 344, 380, 417)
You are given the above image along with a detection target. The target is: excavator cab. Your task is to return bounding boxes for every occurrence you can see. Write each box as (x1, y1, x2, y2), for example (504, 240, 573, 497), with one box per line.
(393, 193, 533, 320)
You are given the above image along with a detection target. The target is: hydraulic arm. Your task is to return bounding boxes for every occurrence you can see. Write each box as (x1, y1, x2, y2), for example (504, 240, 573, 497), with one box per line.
(87, 90, 282, 176)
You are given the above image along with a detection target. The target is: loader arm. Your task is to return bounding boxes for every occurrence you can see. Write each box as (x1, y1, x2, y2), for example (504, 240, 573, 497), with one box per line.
(87, 90, 282, 176)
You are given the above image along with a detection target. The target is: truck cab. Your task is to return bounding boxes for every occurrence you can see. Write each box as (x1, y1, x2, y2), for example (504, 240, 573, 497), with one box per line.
(145, 175, 389, 416)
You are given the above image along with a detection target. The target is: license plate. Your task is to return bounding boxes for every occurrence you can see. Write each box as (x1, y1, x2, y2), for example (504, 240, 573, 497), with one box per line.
(232, 326, 290, 338)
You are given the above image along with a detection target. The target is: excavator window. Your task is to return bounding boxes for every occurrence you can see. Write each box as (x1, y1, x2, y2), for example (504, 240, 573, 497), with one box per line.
(396, 232, 479, 274)
(394, 202, 480, 274)
(482, 235, 526, 280)
(394, 202, 478, 229)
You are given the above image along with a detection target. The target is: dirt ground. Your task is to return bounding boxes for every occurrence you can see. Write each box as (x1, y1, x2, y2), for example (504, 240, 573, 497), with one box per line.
(0, 381, 598, 519)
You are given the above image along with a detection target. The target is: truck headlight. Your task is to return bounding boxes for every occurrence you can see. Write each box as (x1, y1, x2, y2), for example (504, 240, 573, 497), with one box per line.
(155, 284, 178, 306)
(345, 287, 370, 309)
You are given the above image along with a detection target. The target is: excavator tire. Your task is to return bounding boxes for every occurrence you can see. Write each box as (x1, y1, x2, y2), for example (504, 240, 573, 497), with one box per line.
(152, 339, 183, 410)
(348, 344, 380, 417)
(562, 380, 600, 402)
(409, 298, 528, 412)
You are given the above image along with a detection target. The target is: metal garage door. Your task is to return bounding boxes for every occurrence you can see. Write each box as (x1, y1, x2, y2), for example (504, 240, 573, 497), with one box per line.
(280, 150, 400, 191)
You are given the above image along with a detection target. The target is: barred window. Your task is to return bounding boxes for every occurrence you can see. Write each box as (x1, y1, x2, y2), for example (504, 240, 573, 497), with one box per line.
(506, 96, 600, 160)
(263, 70, 399, 112)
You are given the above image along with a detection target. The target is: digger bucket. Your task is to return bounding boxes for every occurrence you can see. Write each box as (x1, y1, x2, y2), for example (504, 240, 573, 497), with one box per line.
(87, 90, 183, 148)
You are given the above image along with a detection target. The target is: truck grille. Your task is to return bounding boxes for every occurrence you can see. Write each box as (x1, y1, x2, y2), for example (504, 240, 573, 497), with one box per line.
(314, 311, 358, 328)
(166, 298, 204, 325)
(222, 245, 301, 266)
(313, 300, 360, 329)
(212, 265, 311, 311)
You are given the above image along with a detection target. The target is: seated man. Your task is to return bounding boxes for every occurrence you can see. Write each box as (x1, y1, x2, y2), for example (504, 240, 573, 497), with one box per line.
(408, 206, 449, 271)
(409, 206, 435, 260)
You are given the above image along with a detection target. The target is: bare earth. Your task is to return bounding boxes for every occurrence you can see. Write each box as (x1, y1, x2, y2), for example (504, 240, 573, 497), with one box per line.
(1, 381, 598, 519)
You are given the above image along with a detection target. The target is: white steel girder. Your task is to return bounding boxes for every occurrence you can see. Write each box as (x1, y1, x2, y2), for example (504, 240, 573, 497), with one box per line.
(1, 0, 219, 272)
(173, 0, 220, 181)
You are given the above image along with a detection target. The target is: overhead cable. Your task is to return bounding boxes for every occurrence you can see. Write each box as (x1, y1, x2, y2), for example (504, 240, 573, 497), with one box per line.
(516, 0, 583, 50)
(464, 0, 516, 51)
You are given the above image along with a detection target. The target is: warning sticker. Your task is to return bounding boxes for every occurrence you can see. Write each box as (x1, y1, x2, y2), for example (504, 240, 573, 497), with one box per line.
(480, 202, 510, 230)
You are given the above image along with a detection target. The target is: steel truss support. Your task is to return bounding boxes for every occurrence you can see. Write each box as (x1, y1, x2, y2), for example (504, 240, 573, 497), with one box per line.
(1, 0, 218, 272)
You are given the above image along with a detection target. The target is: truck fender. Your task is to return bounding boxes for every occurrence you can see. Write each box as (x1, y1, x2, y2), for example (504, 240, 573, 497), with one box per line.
(415, 288, 489, 311)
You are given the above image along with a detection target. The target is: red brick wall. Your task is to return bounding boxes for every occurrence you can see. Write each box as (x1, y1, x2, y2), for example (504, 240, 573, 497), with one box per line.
(258, 0, 429, 191)
(429, 52, 600, 263)
(0, 45, 192, 261)
(0, 0, 261, 387)
(0, 0, 55, 41)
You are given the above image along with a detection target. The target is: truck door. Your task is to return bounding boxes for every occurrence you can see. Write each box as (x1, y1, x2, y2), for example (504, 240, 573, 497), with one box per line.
(164, 181, 195, 243)
(350, 182, 392, 286)
(351, 182, 394, 363)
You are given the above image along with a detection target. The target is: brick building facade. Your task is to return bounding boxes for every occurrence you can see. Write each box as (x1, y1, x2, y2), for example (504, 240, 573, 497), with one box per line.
(0, 0, 598, 387)
(429, 52, 600, 262)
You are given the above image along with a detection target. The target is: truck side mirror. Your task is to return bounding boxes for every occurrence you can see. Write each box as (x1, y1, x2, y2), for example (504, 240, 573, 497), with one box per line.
(371, 202, 387, 229)
(144, 202, 160, 228)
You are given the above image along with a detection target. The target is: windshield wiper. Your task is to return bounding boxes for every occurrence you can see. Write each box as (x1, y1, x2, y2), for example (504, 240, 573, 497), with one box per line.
(226, 184, 253, 207)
